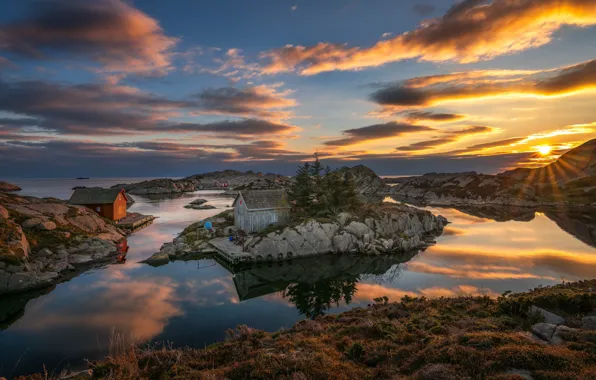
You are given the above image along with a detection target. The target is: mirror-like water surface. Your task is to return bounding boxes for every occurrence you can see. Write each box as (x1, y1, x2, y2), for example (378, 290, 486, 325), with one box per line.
(1, 178, 595, 377)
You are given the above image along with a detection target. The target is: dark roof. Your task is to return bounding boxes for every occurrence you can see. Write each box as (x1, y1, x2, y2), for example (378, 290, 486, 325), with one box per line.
(69, 187, 124, 205)
(234, 189, 290, 210)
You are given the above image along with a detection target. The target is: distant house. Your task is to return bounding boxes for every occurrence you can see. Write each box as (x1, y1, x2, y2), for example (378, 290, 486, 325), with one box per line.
(232, 189, 291, 233)
(68, 187, 128, 221)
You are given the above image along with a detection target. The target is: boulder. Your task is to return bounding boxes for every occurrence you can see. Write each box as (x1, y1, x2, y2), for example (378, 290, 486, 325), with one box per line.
(3, 220, 31, 258)
(531, 323, 557, 341)
(190, 199, 208, 206)
(22, 217, 44, 229)
(530, 306, 566, 325)
(36, 248, 54, 257)
(551, 325, 578, 345)
(336, 212, 351, 227)
(582, 316, 596, 330)
(3, 271, 59, 293)
(141, 252, 170, 267)
(37, 221, 57, 231)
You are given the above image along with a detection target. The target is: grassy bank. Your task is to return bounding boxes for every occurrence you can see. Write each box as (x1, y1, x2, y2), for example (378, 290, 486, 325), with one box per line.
(18, 280, 596, 380)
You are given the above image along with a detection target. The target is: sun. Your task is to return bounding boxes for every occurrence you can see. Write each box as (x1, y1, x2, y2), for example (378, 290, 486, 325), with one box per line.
(537, 145, 552, 156)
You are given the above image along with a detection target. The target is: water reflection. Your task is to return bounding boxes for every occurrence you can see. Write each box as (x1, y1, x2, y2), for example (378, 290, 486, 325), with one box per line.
(225, 253, 417, 318)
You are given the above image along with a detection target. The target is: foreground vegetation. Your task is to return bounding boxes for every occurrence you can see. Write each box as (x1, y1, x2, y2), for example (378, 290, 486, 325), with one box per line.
(17, 280, 596, 379)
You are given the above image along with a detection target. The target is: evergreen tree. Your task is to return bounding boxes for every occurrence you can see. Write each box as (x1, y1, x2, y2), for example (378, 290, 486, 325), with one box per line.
(289, 161, 311, 216)
(309, 153, 326, 216)
(289, 155, 361, 218)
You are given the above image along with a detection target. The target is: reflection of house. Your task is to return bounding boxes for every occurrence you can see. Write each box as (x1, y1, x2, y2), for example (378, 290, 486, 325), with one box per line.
(232, 190, 290, 233)
(225, 252, 417, 301)
(68, 187, 127, 221)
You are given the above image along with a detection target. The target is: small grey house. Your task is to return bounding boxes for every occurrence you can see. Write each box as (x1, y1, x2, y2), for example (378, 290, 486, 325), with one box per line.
(232, 190, 290, 233)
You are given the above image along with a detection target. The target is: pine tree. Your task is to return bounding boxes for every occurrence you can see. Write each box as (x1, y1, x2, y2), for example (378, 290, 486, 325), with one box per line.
(309, 153, 326, 216)
(289, 155, 361, 218)
(289, 161, 311, 216)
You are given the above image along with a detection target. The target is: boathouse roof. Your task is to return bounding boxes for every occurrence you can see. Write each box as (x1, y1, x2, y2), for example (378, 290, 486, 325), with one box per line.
(68, 187, 125, 205)
(233, 189, 290, 211)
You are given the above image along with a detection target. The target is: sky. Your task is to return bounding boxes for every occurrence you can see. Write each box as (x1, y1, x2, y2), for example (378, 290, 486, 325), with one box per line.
(0, 0, 595, 178)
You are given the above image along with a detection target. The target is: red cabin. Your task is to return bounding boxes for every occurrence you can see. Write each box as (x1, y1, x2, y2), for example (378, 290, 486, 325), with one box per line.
(68, 187, 128, 221)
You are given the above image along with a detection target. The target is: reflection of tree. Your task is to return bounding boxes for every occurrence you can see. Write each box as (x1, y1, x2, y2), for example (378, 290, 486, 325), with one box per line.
(282, 277, 358, 318)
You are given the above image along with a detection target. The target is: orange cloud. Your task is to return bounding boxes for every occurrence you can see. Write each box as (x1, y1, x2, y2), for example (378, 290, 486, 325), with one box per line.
(371, 58, 596, 108)
(414, 244, 596, 281)
(260, 0, 596, 75)
(0, 0, 178, 76)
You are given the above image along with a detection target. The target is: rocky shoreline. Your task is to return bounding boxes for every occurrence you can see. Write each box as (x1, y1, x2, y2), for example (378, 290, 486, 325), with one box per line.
(143, 203, 448, 266)
(390, 139, 596, 207)
(0, 192, 127, 295)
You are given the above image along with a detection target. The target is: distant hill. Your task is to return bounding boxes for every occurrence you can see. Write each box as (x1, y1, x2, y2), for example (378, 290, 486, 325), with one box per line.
(391, 138, 596, 207)
(500, 138, 596, 184)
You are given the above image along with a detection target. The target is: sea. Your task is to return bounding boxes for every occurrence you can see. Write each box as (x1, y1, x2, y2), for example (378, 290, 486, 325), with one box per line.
(1, 178, 595, 377)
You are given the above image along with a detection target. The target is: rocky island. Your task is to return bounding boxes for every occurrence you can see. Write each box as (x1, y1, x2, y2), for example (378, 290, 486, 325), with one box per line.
(112, 165, 387, 198)
(391, 138, 596, 207)
(0, 191, 127, 295)
(144, 204, 447, 266)
(143, 156, 446, 266)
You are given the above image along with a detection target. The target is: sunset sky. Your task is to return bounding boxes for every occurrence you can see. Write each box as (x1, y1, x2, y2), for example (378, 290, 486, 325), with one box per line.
(1, 0, 595, 177)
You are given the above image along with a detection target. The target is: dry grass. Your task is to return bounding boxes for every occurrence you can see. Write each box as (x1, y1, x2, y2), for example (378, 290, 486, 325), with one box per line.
(15, 281, 596, 380)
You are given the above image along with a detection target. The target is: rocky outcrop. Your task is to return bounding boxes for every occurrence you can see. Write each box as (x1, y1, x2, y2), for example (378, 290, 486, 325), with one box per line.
(142, 211, 235, 266)
(184, 199, 216, 210)
(112, 171, 291, 196)
(112, 178, 199, 195)
(390, 172, 548, 207)
(245, 204, 447, 261)
(336, 165, 388, 195)
(145, 204, 447, 266)
(391, 139, 596, 207)
(0, 192, 127, 295)
(185, 170, 291, 191)
(0, 181, 21, 192)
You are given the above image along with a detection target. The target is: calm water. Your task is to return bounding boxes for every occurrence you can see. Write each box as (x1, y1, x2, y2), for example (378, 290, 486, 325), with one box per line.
(1, 178, 595, 377)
